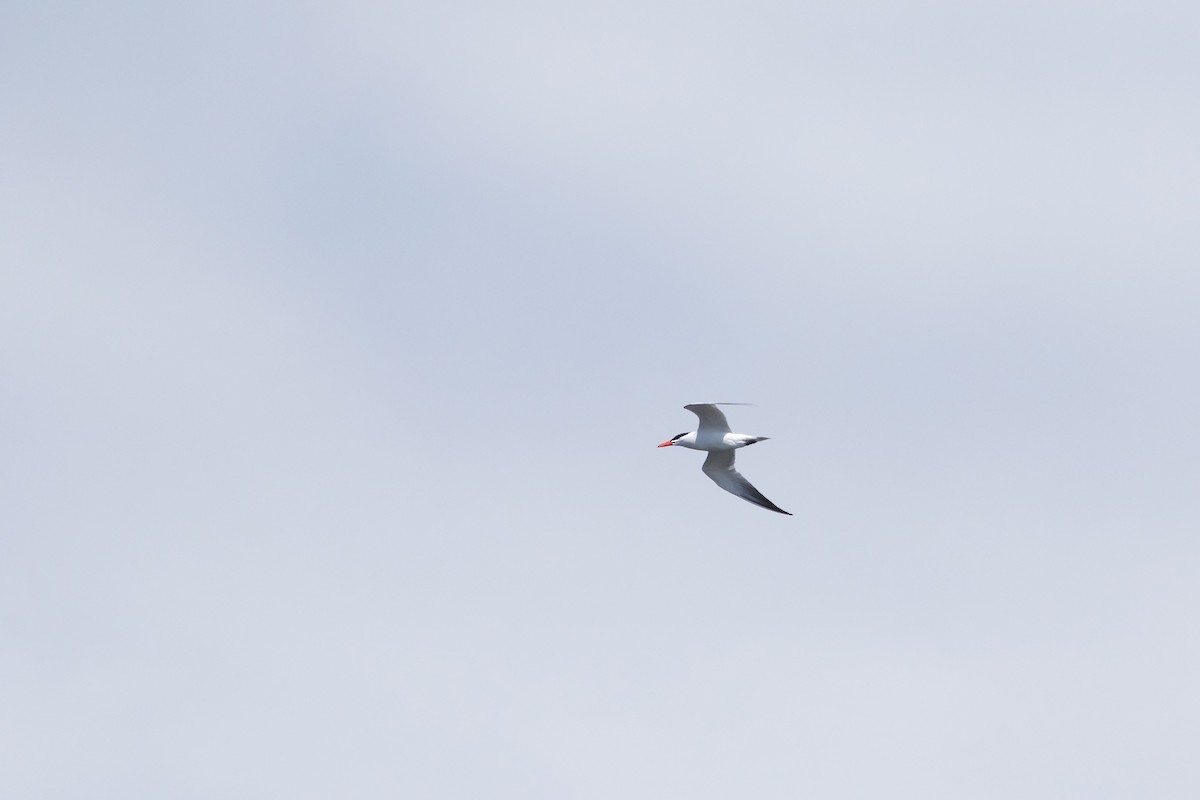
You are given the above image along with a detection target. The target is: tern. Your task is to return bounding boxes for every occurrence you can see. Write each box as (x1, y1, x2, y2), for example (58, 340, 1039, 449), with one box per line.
(657, 403, 791, 515)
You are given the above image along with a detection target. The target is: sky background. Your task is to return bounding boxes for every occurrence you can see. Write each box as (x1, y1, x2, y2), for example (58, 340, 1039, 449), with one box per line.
(3, 1, 1198, 797)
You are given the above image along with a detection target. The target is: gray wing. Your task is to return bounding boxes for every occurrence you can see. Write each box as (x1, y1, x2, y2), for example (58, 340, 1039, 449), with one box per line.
(701, 449, 792, 515)
(685, 403, 731, 434)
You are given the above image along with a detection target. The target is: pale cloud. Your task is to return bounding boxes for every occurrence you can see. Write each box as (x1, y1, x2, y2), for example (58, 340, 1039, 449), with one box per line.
(2, 2, 1197, 797)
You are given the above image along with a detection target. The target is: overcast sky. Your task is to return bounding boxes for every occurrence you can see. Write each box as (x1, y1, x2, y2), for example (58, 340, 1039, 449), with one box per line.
(3, 1, 1198, 797)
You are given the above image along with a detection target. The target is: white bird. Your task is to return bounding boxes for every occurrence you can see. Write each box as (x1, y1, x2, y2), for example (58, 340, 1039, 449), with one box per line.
(657, 403, 791, 515)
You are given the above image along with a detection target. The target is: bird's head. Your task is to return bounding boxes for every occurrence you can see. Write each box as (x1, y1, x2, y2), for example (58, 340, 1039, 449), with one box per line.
(657, 431, 694, 448)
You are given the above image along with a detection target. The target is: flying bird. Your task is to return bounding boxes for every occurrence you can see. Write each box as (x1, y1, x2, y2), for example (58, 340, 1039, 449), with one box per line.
(657, 403, 791, 515)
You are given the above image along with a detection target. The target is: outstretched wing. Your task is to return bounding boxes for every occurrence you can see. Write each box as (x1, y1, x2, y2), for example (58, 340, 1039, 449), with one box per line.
(701, 449, 791, 515)
(684, 403, 731, 434)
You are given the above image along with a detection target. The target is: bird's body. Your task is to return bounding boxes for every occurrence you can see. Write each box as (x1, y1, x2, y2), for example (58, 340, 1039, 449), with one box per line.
(658, 403, 791, 515)
(665, 431, 766, 451)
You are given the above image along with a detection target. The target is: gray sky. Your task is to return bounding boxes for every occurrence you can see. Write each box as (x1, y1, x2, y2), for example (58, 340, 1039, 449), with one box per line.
(3, 1, 1198, 797)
